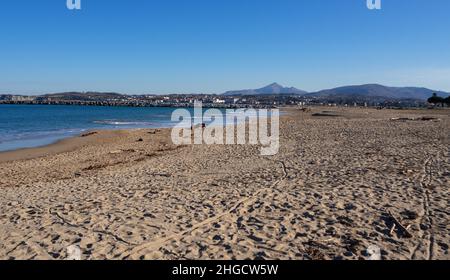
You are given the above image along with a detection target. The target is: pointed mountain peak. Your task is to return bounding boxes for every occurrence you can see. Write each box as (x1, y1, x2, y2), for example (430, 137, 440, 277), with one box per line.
(222, 83, 308, 96)
(267, 82, 283, 87)
(262, 83, 284, 90)
(256, 83, 305, 94)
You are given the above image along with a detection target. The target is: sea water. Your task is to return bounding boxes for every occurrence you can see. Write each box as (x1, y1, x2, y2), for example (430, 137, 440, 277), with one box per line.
(0, 104, 270, 152)
(0, 105, 181, 152)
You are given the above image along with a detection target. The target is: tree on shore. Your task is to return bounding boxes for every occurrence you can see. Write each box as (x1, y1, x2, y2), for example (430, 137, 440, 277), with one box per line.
(428, 93, 445, 107)
(445, 96, 450, 107)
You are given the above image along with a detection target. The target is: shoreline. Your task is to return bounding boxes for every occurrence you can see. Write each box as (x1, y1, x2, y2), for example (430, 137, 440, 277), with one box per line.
(0, 129, 155, 163)
(0, 105, 443, 163)
(0, 108, 284, 163)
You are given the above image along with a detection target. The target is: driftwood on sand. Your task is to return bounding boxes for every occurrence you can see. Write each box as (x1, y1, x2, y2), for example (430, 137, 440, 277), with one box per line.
(387, 211, 413, 238)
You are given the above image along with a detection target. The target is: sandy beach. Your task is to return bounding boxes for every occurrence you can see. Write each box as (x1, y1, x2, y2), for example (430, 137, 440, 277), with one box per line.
(0, 107, 448, 260)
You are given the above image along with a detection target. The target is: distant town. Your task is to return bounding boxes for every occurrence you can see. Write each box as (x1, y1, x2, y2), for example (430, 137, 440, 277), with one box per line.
(1, 83, 448, 109)
(0, 92, 426, 109)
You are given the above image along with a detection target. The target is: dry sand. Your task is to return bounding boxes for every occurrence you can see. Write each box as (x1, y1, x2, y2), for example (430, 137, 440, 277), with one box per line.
(0, 107, 448, 260)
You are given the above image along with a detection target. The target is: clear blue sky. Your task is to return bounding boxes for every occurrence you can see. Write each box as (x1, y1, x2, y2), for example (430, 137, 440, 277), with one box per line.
(1, 0, 450, 94)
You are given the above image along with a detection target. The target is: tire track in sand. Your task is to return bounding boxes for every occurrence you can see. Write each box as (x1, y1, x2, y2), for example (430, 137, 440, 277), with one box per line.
(410, 155, 436, 260)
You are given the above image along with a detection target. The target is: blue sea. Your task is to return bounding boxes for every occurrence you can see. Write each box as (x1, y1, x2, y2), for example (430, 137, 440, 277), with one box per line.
(0, 104, 273, 152)
(0, 105, 188, 152)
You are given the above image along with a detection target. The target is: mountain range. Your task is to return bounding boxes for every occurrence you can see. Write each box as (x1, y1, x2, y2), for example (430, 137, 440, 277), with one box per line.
(223, 83, 308, 96)
(306, 84, 449, 100)
(2, 83, 449, 102)
(223, 83, 449, 100)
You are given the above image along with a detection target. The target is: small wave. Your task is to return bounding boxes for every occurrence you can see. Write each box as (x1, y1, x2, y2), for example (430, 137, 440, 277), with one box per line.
(93, 120, 155, 126)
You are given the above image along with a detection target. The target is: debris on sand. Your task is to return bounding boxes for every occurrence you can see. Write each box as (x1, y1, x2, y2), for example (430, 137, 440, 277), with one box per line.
(81, 131, 98, 137)
(385, 211, 413, 238)
(148, 129, 160, 134)
(400, 210, 419, 220)
(312, 112, 341, 117)
(390, 117, 440, 122)
(109, 149, 136, 154)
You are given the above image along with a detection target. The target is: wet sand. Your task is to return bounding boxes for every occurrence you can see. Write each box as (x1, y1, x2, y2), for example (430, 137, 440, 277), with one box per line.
(0, 107, 448, 260)
(0, 130, 128, 163)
